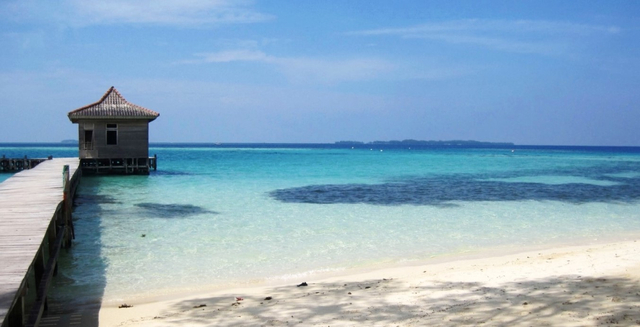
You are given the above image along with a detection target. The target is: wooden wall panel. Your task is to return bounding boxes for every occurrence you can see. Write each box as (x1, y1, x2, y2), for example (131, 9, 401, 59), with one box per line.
(75, 120, 150, 159)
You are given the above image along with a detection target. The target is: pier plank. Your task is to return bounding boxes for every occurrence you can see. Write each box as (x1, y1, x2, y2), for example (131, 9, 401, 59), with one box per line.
(0, 158, 79, 326)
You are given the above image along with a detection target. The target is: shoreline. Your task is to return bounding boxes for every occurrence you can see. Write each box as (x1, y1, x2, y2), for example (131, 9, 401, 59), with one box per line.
(96, 232, 634, 307)
(98, 238, 640, 326)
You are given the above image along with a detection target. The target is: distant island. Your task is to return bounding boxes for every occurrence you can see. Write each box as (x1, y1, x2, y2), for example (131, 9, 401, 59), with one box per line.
(335, 139, 515, 147)
(60, 139, 78, 144)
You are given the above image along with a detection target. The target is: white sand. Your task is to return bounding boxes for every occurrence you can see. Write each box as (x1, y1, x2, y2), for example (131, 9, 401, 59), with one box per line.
(100, 240, 640, 326)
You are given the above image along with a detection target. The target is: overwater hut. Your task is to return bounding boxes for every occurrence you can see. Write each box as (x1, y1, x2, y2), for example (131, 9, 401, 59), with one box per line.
(68, 86, 159, 174)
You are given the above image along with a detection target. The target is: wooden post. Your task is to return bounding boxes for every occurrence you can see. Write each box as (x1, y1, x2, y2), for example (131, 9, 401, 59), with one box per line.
(47, 219, 57, 256)
(47, 219, 58, 278)
(34, 247, 45, 287)
(62, 165, 69, 189)
(62, 165, 74, 246)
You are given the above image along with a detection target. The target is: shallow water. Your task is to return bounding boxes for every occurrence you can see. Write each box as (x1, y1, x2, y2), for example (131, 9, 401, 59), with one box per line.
(8, 144, 637, 307)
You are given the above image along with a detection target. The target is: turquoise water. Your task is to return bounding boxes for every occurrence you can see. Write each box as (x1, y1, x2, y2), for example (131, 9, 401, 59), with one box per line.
(4, 144, 640, 307)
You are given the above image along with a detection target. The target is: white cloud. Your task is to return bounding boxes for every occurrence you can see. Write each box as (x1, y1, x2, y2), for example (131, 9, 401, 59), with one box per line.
(1, 0, 273, 26)
(70, 0, 273, 25)
(180, 46, 479, 83)
(179, 49, 395, 83)
(349, 19, 621, 56)
(185, 50, 272, 63)
(350, 19, 620, 37)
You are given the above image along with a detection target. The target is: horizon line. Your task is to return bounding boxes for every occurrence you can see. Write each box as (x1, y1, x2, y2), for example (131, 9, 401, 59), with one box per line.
(1, 142, 639, 148)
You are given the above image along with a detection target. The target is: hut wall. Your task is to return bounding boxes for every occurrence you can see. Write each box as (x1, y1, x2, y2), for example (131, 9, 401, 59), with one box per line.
(78, 120, 149, 159)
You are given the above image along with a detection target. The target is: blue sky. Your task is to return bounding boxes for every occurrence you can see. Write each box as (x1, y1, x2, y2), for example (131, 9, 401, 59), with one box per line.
(1, 1, 639, 145)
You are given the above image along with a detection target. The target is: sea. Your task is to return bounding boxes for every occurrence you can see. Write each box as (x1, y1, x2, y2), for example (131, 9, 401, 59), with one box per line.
(2, 143, 640, 310)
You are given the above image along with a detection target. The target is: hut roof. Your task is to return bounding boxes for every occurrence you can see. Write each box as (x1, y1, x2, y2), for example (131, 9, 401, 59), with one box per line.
(68, 86, 159, 122)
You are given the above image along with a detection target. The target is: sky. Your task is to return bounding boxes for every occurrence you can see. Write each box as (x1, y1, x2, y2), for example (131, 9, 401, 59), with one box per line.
(1, 1, 639, 146)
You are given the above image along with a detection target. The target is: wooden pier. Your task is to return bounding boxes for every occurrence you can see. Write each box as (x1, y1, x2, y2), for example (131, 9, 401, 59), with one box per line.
(79, 155, 157, 174)
(0, 157, 49, 173)
(0, 158, 80, 327)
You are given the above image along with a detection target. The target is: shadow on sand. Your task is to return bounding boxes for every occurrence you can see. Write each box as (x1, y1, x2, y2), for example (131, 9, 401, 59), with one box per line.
(116, 273, 640, 326)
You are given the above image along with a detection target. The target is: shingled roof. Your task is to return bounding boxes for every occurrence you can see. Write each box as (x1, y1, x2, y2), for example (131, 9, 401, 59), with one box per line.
(68, 86, 159, 122)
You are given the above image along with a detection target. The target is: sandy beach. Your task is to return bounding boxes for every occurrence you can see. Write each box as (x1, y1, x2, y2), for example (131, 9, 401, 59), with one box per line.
(95, 239, 640, 326)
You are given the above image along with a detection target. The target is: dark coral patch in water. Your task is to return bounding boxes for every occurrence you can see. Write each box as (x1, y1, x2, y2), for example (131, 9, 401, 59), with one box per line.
(135, 203, 218, 218)
(270, 173, 640, 207)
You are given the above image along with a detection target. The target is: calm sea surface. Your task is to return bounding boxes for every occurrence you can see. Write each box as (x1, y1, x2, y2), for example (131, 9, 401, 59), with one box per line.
(2, 143, 640, 308)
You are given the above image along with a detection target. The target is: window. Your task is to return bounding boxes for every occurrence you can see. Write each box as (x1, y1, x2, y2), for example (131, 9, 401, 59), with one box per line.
(84, 130, 93, 150)
(106, 124, 118, 145)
